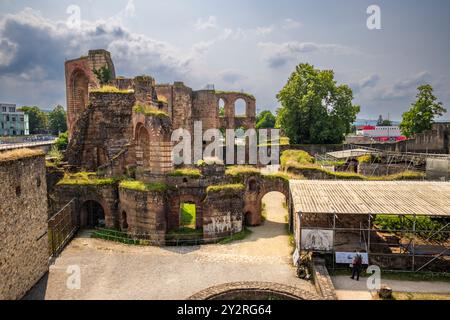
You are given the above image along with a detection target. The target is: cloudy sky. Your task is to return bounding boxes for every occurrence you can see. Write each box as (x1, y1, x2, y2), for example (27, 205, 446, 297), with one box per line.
(0, 0, 449, 120)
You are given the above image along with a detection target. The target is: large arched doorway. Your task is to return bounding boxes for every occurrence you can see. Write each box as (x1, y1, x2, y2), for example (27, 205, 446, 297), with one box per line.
(81, 200, 105, 229)
(234, 98, 247, 117)
(260, 192, 287, 229)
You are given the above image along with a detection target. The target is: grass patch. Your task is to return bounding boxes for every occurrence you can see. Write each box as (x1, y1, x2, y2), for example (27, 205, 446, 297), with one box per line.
(57, 172, 118, 186)
(168, 168, 202, 178)
(180, 203, 196, 228)
(206, 183, 245, 194)
(119, 180, 169, 193)
(215, 90, 255, 100)
(0, 148, 44, 163)
(280, 150, 314, 168)
(91, 228, 150, 246)
(217, 228, 252, 244)
(90, 85, 134, 94)
(133, 104, 169, 118)
(226, 166, 261, 177)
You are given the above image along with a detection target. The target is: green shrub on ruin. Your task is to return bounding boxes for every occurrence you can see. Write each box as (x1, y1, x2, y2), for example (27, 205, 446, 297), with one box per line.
(57, 172, 118, 186)
(206, 183, 245, 194)
(215, 90, 255, 100)
(168, 168, 202, 178)
(133, 104, 169, 118)
(119, 180, 169, 192)
(280, 150, 314, 168)
(90, 85, 134, 94)
(225, 166, 261, 177)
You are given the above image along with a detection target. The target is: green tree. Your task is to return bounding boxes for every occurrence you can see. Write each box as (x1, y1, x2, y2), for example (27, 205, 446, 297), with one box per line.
(276, 63, 360, 144)
(54, 131, 69, 151)
(400, 85, 446, 137)
(377, 114, 392, 126)
(256, 110, 276, 129)
(93, 66, 113, 85)
(18, 106, 48, 134)
(48, 105, 68, 135)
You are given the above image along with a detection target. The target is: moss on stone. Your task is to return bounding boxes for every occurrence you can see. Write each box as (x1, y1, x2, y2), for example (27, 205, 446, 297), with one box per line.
(119, 180, 169, 192)
(90, 85, 134, 94)
(0, 148, 44, 163)
(206, 183, 245, 194)
(226, 166, 261, 177)
(133, 104, 169, 118)
(215, 90, 255, 100)
(57, 172, 118, 186)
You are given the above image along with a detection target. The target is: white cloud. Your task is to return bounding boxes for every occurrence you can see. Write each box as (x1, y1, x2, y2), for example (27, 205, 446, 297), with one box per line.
(256, 26, 274, 36)
(124, 0, 136, 18)
(258, 41, 361, 68)
(194, 15, 218, 30)
(282, 18, 302, 30)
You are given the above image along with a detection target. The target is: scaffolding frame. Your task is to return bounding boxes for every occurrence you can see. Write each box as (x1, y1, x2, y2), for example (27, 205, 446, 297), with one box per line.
(296, 210, 450, 273)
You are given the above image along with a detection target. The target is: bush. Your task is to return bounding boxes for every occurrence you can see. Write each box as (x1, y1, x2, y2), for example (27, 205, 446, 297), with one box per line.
(119, 180, 169, 192)
(57, 172, 118, 186)
(375, 215, 449, 242)
(133, 104, 169, 118)
(54, 131, 68, 151)
(280, 150, 314, 168)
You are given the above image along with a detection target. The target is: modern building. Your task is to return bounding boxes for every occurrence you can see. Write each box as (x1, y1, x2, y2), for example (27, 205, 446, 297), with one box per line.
(356, 125, 405, 142)
(0, 103, 29, 136)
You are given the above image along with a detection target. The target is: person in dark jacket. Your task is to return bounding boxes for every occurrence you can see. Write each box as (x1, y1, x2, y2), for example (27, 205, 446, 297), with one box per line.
(350, 250, 363, 281)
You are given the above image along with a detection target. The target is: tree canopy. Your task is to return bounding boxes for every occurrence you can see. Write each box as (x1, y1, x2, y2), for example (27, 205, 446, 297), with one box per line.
(18, 106, 48, 134)
(377, 115, 392, 126)
(256, 110, 276, 129)
(400, 84, 446, 137)
(276, 63, 360, 144)
(48, 105, 68, 135)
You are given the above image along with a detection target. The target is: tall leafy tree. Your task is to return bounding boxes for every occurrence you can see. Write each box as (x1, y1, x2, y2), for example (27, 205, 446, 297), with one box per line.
(256, 110, 276, 129)
(276, 63, 360, 144)
(400, 84, 446, 137)
(377, 115, 392, 126)
(48, 105, 68, 135)
(18, 106, 48, 134)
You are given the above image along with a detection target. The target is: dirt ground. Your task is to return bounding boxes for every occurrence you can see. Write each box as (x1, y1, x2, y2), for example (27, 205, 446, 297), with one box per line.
(25, 192, 316, 300)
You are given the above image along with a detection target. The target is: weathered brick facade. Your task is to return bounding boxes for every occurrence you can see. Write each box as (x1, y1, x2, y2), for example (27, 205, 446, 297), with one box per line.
(0, 151, 48, 300)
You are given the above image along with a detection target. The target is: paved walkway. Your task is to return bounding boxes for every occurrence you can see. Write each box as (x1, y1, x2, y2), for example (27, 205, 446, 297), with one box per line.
(332, 275, 450, 300)
(26, 193, 315, 300)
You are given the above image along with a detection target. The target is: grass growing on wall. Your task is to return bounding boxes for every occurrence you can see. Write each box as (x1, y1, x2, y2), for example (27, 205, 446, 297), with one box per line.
(280, 150, 315, 168)
(90, 85, 134, 94)
(206, 183, 246, 194)
(119, 180, 169, 192)
(226, 166, 261, 177)
(0, 148, 44, 163)
(133, 104, 169, 118)
(57, 172, 118, 186)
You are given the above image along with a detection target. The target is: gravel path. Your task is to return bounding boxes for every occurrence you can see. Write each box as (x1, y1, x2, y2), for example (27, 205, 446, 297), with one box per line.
(26, 193, 315, 300)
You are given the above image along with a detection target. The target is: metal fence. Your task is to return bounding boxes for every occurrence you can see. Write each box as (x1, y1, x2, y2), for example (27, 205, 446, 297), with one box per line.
(48, 199, 78, 257)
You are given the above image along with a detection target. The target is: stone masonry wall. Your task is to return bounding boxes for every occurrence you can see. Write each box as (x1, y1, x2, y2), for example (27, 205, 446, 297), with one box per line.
(118, 188, 167, 243)
(0, 153, 48, 300)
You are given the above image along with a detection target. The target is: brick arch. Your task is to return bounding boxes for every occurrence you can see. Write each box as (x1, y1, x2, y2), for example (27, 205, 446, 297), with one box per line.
(215, 93, 256, 129)
(68, 69, 89, 137)
(79, 198, 109, 229)
(242, 175, 289, 226)
(168, 193, 205, 230)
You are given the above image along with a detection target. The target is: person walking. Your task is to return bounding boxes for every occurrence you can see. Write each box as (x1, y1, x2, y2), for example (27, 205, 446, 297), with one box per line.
(350, 250, 363, 281)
